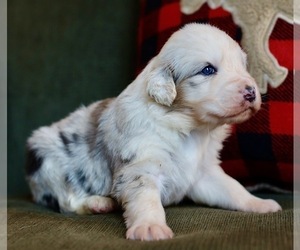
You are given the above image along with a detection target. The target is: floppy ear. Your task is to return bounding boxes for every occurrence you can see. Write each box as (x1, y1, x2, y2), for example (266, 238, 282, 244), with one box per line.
(146, 66, 177, 107)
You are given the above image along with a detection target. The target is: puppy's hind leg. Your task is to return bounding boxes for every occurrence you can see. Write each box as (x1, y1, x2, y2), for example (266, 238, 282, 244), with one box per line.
(188, 165, 282, 213)
(62, 195, 118, 215)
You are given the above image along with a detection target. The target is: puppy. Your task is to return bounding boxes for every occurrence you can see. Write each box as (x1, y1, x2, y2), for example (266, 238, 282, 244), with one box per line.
(26, 23, 282, 241)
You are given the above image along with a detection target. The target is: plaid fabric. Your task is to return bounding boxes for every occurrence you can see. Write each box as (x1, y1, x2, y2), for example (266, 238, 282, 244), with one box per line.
(137, 0, 293, 190)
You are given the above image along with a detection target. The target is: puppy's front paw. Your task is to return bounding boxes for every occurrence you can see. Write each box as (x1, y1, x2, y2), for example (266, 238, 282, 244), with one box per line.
(126, 223, 174, 241)
(243, 198, 282, 213)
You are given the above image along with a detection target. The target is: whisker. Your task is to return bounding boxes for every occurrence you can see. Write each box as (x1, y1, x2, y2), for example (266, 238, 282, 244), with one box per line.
(260, 93, 269, 103)
(259, 103, 268, 111)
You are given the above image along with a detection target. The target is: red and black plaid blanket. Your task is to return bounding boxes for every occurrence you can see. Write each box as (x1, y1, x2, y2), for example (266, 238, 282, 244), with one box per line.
(137, 0, 294, 191)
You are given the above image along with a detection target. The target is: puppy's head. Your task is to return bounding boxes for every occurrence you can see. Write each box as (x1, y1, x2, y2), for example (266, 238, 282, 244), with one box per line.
(146, 23, 261, 125)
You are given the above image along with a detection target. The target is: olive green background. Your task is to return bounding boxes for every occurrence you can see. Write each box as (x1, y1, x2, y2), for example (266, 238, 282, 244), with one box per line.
(8, 0, 139, 196)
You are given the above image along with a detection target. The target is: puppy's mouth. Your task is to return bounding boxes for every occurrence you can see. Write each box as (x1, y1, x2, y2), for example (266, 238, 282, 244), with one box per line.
(226, 108, 252, 118)
(222, 106, 257, 123)
(206, 105, 258, 124)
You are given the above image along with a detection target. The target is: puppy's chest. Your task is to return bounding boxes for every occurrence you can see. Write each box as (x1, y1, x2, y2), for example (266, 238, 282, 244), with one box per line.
(168, 133, 210, 188)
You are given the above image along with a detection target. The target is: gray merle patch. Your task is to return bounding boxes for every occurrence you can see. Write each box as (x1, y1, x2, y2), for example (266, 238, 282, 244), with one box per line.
(25, 147, 43, 176)
(59, 131, 72, 156)
(42, 194, 60, 212)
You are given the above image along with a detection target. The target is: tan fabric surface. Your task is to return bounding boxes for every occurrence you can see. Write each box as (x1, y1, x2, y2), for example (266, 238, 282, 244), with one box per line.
(8, 195, 293, 250)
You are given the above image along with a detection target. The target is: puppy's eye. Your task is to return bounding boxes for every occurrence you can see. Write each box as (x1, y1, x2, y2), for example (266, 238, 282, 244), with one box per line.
(199, 65, 217, 76)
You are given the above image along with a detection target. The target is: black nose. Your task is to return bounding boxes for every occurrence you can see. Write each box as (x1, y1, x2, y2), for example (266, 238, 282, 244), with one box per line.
(244, 86, 256, 103)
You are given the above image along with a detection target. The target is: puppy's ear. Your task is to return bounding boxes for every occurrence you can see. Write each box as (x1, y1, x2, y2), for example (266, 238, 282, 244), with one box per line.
(146, 66, 177, 107)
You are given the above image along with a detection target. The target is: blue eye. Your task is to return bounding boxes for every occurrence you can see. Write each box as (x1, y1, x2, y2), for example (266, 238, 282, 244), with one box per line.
(200, 65, 217, 76)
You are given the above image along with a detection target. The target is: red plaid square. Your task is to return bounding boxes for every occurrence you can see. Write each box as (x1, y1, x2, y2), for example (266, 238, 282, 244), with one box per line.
(269, 102, 293, 135)
(269, 40, 293, 69)
(158, 2, 181, 32)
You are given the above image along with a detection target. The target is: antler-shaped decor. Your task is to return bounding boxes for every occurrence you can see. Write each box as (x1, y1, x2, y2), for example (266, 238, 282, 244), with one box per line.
(181, 0, 298, 93)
